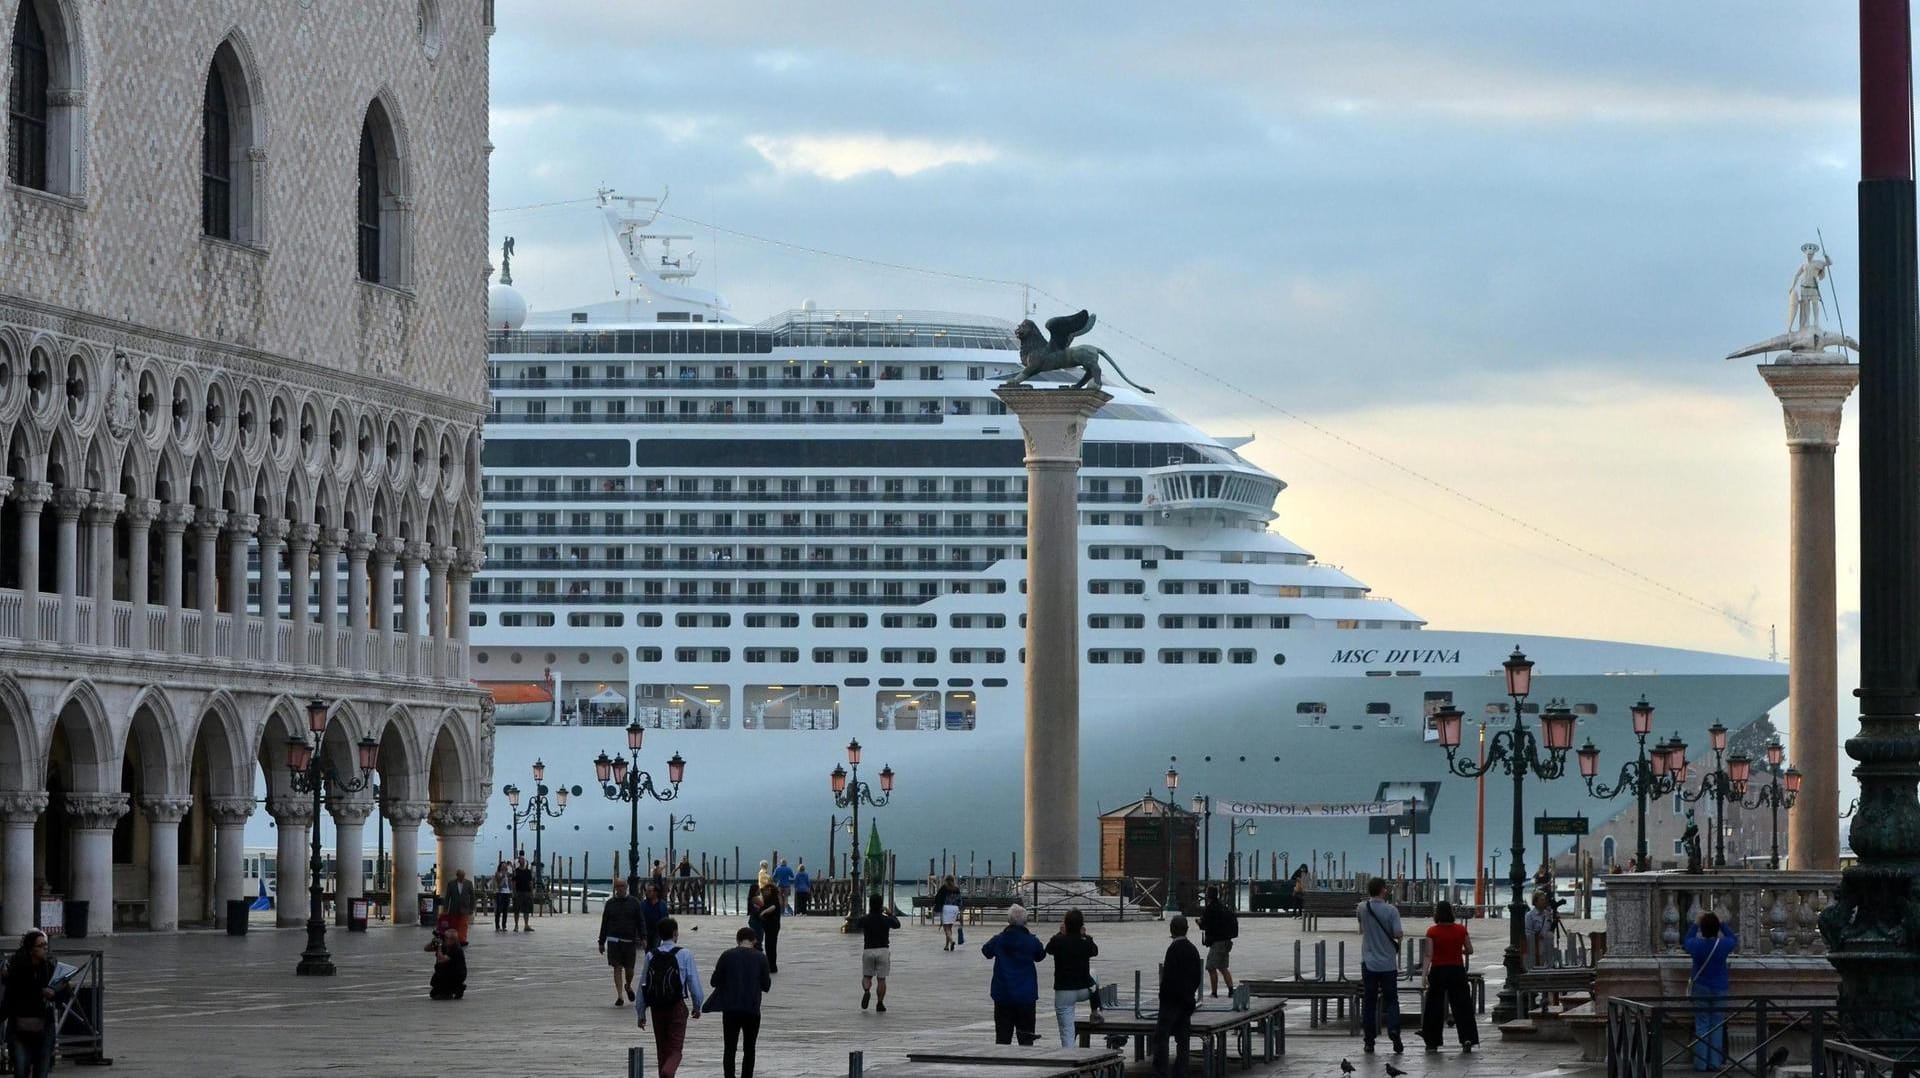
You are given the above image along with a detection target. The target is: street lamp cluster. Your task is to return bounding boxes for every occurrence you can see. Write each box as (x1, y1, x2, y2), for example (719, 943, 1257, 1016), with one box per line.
(829, 738, 894, 912)
(1572, 696, 1676, 872)
(503, 759, 581, 899)
(286, 699, 378, 977)
(594, 723, 686, 895)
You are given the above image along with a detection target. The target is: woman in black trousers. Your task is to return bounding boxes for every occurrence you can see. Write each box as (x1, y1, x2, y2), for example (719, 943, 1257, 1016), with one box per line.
(1420, 901, 1479, 1051)
(754, 884, 783, 974)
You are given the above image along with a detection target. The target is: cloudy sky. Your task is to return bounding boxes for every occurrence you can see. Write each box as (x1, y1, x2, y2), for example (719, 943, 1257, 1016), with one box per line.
(487, 2, 1870, 776)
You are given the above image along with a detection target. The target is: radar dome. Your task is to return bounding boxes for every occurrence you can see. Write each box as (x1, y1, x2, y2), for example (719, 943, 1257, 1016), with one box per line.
(488, 283, 529, 330)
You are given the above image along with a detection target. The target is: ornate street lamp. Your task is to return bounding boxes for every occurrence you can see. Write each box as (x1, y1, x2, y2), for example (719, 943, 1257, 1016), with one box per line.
(664, 813, 697, 875)
(1669, 721, 1741, 868)
(1731, 738, 1799, 869)
(287, 698, 378, 976)
(1573, 696, 1677, 873)
(1227, 816, 1256, 906)
(1432, 647, 1575, 1023)
(503, 758, 580, 907)
(830, 738, 894, 919)
(1164, 766, 1180, 913)
(594, 722, 686, 896)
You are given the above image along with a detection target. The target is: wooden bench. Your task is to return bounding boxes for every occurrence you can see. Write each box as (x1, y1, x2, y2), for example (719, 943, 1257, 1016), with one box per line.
(1515, 967, 1594, 1017)
(1296, 892, 1358, 931)
(856, 1066, 1091, 1078)
(1074, 1000, 1283, 1078)
(1245, 974, 1484, 1032)
(111, 899, 148, 929)
(904, 1043, 1124, 1078)
(911, 894, 1016, 926)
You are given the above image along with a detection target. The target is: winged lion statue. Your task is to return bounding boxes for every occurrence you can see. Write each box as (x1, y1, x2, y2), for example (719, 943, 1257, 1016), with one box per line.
(1001, 309, 1154, 394)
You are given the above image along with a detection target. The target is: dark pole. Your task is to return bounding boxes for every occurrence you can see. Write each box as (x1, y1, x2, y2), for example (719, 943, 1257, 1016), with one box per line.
(1770, 771, 1782, 870)
(1633, 734, 1649, 872)
(1504, 712, 1526, 1021)
(510, 810, 520, 865)
(850, 763, 861, 913)
(1825, 0, 1920, 1036)
(1714, 752, 1727, 869)
(626, 765, 641, 897)
(1227, 821, 1237, 904)
(532, 793, 545, 895)
(1202, 797, 1212, 885)
(302, 772, 330, 974)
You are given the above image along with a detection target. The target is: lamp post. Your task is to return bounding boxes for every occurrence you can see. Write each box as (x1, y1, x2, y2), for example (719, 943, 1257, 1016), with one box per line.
(1190, 794, 1214, 886)
(1431, 647, 1576, 1024)
(594, 723, 686, 896)
(1164, 767, 1180, 913)
(1227, 817, 1256, 907)
(286, 698, 379, 977)
(830, 738, 894, 919)
(1730, 738, 1801, 869)
(1670, 721, 1741, 868)
(1572, 697, 1680, 872)
(828, 813, 854, 879)
(664, 813, 697, 873)
(504, 758, 580, 906)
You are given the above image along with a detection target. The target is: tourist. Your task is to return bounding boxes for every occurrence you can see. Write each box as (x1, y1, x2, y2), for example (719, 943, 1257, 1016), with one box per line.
(444, 867, 475, 945)
(708, 926, 773, 1078)
(1419, 900, 1478, 1052)
(1356, 876, 1405, 1054)
(492, 861, 512, 932)
(1198, 885, 1238, 998)
(640, 881, 671, 952)
(793, 860, 812, 915)
(1525, 890, 1557, 968)
(755, 883, 784, 974)
(756, 860, 772, 890)
(2, 930, 67, 1076)
(1045, 908, 1105, 1047)
(426, 917, 467, 1000)
(935, 875, 963, 951)
(511, 853, 535, 932)
(652, 859, 668, 890)
(772, 858, 796, 913)
(636, 917, 704, 1078)
(599, 878, 645, 1006)
(1683, 911, 1738, 1072)
(981, 904, 1046, 1045)
(676, 854, 694, 878)
(855, 894, 901, 1012)
(746, 884, 766, 949)
(1151, 914, 1203, 1078)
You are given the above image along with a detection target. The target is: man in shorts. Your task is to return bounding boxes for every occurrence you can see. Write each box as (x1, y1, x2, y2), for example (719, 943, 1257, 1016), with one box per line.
(511, 851, 535, 931)
(854, 894, 901, 1013)
(599, 878, 645, 1005)
(1198, 886, 1238, 997)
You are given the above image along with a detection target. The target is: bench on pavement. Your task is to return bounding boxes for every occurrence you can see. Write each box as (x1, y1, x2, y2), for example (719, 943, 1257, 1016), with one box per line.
(904, 1043, 1124, 1078)
(1515, 967, 1593, 1017)
(910, 894, 1016, 926)
(111, 899, 148, 930)
(1245, 973, 1485, 1032)
(1296, 892, 1358, 931)
(1074, 999, 1284, 1078)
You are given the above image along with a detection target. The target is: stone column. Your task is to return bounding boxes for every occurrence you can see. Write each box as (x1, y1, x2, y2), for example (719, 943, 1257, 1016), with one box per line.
(345, 532, 374, 672)
(139, 795, 192, 931)
(224, 513, 258, 662)
(1758, 357, 1860, 870)
(401, 542, 426, 676)
(450, 551, 479, 681)
(329, 797, 371, 926)
(287, 523, 317, 665)
(428, 545, 454, 679)
(65, 792, 128, 935)
(256, 518, 288, 664)
(123, 498, 157, 650)
(193, 509, 226, 659)
(0, 791, 47, 935)
(52, 488, 88, 645)
(994, 386, 1109, 878)
(206, 796, 253, 928)
(316, 528, 343, 669)
(84, 493, 123, 647)
(373, 538, 401, 673)
(14, 482, 50, 641)
(385, 800, 430, 925)
(428, 802, 485, 897)
(268, 795, 314, 928)
(158, 503, 193, 653)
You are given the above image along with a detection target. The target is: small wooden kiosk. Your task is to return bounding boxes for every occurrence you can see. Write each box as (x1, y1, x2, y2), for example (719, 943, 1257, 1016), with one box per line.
(1099, 794, 1197, 908)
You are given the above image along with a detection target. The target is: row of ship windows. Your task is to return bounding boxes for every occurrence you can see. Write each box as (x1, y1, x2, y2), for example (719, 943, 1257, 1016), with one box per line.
(489, 476, 1046, 496)
(479, 611, 1407, 631)
(487, 511, 1023, 529)
(480, 439, 1227, 472)
(471, 578, 1335, 602)
(488, 361, 998, 381)
(484, 329, 1018, 354)
(493, 398, 1004, 418)
(466, 611, 1310, 632)
(471, 646, 1291, 665)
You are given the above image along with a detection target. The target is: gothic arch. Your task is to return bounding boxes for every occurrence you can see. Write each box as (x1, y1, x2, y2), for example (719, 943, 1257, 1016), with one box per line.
(185, 689, 251, 801)
(372, 704, 422, 802)
(202, 29, 267, 245)
(123, 689, 185, 798)
(355, 91, 413, 288)
(0, 675, 41, 792)
(47, 678, 115, 791)
(7, 0, 88, 196)
(425, 710, 476, 804)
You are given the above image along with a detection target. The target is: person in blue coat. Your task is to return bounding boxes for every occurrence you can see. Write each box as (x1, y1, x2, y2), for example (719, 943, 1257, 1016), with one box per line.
(981, 904, 1047, 1045)
(793, 861, 812, 916)
(1682, 911, 1738, 1072)
(772, 859, 796, 913)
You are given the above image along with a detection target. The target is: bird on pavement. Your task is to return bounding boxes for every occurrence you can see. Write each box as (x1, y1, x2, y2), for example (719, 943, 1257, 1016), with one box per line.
(1385, 1066, 1408, 1078)
(1339, 1060, 1355, 1075)
(1764, 1046, 1791, 1071)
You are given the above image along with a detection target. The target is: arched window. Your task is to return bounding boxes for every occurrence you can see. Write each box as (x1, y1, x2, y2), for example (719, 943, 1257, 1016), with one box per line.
(7, 0, 80, 195)
(201, 63, 232, 238)
(355, 98, 410, 288)
(1602, 836, 1617, 869)
(201, 40, 261, 245)
(356, 120, 380, 280)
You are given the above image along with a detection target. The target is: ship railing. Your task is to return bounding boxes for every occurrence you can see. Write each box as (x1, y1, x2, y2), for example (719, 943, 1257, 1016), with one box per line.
(488, 376, 877, 391)
(476, 593, 937, 607)
(485, 558, 1002, 573)
(481, 525, 1027, 538)
(489, 412, 945, 426)
(476, 490, 1037, 504)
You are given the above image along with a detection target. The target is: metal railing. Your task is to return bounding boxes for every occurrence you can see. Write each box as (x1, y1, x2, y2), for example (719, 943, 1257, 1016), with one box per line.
(1607, 995, 1920, 1078)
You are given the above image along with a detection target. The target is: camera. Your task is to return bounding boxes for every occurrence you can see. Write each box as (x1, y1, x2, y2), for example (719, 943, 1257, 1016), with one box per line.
(1553, 897, 1568, 908)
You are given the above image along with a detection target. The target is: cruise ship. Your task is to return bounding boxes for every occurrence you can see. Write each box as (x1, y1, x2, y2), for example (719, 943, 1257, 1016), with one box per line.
(469, 190, 1788, 879)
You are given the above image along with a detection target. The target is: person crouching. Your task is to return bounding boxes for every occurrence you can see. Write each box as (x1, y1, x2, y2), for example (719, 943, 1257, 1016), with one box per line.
(427, 918, 467, 1000)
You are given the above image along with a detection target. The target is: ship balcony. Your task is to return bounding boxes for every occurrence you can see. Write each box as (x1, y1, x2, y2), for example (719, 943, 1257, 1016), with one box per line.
(488, 412, 943, 426)
(1144, 462, 1281, 521)
(487, 376, 877, 391)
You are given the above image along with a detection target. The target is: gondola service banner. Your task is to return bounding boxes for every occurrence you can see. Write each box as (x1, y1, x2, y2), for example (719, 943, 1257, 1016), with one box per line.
(1215, 799, 1414, 818)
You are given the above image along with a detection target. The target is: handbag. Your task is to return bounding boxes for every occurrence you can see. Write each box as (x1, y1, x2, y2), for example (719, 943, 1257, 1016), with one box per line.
(957, 924, 965, 946)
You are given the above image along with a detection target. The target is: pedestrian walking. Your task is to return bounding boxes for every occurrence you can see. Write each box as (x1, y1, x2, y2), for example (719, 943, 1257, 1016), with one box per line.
(934, 875, 962, 951)
(754, 883, 783, 974)
(772, 859, 795, 913)
(708, 926, 773, 1078)
(1419, 900, 1479, 1052)
(1525, 890, 1558, 969)
(793, 861, 812, 916)
(636, 918, 704, 1078)
(640, 882, 671, 952)
(1198, 885, 1237, 998)
(755, 860, 772, 890)
(1683, 911, 1738, 1072)
(981, 904, 1046, 1045)
(1045, 908, 1105, 1047)
(1356, 876, 1405, 1054)
(426, 917, 467, 1000)
(745, 884, 766, 948)
(444, 868, 476, 945)
(492, 861, 512, 932)
(2, 930, 68, 1077)
(1151, 914, 1203, 1078)
(599, 878, 645, 1006)
(854, 894, 901, 1012)
(511, 853, 535, 932)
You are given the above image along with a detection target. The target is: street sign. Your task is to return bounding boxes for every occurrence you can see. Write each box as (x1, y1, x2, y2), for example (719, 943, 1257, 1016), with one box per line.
(1533, 814, 1589, 837)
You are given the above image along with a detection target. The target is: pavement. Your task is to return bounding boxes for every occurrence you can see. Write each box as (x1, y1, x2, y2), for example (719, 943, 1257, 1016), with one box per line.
(76, 904, 1603, 1077)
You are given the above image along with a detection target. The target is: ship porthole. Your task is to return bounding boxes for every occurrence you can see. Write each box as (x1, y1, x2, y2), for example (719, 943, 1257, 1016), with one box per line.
(475, 652, 488, 664)
(1273, 654, 1287, 666)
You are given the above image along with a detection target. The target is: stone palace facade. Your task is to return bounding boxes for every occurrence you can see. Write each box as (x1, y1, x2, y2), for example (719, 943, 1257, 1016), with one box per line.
(0, 0, 493, 932)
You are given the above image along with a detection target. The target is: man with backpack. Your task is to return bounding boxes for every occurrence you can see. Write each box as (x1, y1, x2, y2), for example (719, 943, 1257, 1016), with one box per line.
(1198, 885, 1238, 998)
(635, 917, 704, 1077)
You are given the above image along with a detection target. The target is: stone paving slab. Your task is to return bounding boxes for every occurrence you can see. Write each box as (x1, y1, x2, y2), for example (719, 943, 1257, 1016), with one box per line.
(75, 908, 1601, 1077)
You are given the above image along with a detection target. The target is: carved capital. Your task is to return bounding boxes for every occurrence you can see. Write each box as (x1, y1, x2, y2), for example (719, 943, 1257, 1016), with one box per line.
(204, 796, 255, 826)
(246, 146, 268, 163)
(0, 476, 17, 504)
(290, 522, 320, 547)
(384, 799, 432, 827)
(0, 791, 49, 821)
(1757, 361, 1861, 448)
(267, 795, 316, 825)
(327, 796, 373, 825)
(65, 792, 130, 830)
(194, 507, 229, 532)
(225, 511, 260, 538)
(375, 536, 406, 561)
(257, 517, 291, 543)
(46, 88, 83, 108)
(13, 481, 51, 510)
(994, 387, 1111, 463)
(428, 801, 488, 836)
(139, 795, 194, 824)
(428, 545, 456, 571)
(402, 540, 431, 565)
(347, 531, 378, 557)
(316, 527, 347, 551)
(51, 487, 92, 518)
(158, 502, 197, 530)
(121, 496, 161, 526)
(456, 549, 486, 576)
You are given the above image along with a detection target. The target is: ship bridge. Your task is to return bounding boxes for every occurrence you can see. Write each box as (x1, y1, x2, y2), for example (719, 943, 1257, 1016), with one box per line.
(1145, 456, 1283, 521)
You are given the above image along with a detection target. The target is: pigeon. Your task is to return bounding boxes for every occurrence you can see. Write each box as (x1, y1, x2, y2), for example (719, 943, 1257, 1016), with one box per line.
(1764, 1046, 1791, 1071)
(1339, 1061, 1355, 1076)
(1385, 1066, 1408, 1078)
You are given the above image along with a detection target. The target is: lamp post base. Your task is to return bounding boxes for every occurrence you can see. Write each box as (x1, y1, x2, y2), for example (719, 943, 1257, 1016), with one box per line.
(1489, 941, 1524, 1023)
(295, 917, 336, 976)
